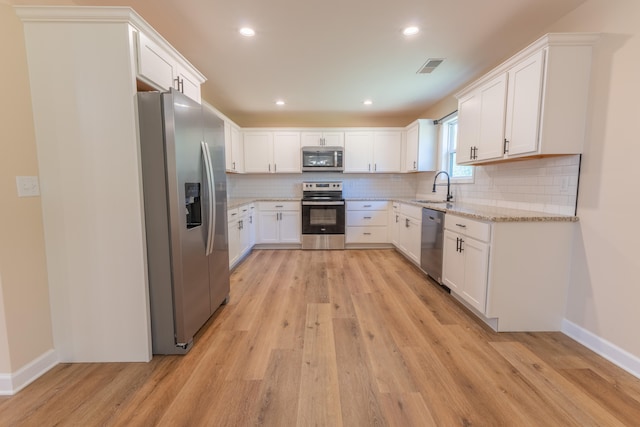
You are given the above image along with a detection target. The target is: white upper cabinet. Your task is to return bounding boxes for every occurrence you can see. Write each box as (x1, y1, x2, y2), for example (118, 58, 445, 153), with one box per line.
(457, 73, 508, 163)
(344, 131, 373, 172)
(373, 131, 402, 172)
(404, 119, 437, 172)
(224, 120, 244, 173)
(136, 25, 205, 103)
(456, 33, 598, 165)
(344, 130, 402, 173)
(137, 30, 175, 91)
(503, 49, 545, 156)
(243, 132, 274, 173)
(301, 131, 344, 147)
(243, 130, 301, 173)
(273, 131, 301, 173)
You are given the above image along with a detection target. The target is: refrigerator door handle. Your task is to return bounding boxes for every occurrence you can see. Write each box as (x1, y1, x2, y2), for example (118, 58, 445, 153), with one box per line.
(201, 141, 215, 256)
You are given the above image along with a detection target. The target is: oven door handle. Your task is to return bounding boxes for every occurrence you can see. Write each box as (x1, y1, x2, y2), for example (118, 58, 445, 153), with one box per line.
(302, 201, 345, 206)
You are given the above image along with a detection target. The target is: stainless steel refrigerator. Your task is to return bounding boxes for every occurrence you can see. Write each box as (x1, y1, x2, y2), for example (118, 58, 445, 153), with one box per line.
(137, 89, 230, 354)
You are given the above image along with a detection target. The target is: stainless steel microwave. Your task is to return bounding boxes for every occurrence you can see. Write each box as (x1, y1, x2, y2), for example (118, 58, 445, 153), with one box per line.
(301, 147, 344, 172)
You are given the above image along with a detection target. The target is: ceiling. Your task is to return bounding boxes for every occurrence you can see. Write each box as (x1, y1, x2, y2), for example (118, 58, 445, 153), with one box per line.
(11, 0, 586, 126)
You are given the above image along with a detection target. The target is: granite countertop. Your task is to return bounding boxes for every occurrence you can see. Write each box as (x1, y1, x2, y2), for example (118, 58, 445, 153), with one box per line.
(228, 198, 301, 210)
(346, 198, 579, 223)
(229, 197, 577, 222)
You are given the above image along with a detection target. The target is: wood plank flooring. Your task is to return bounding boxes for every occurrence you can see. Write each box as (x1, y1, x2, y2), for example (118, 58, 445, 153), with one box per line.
(2, 249, 640, 426)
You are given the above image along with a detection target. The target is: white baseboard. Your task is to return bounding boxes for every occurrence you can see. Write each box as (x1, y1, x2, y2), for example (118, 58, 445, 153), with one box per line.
(562, 319, 640, 379)
(0, 349, 58, 396)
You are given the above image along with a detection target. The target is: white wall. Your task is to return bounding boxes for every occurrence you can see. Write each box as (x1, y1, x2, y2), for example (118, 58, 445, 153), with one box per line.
(545, 0, 640, 367)
(0, 4, 54, 377)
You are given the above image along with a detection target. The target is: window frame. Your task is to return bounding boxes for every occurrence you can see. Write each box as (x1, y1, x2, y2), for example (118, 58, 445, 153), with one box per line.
(438, 113, 474, 184)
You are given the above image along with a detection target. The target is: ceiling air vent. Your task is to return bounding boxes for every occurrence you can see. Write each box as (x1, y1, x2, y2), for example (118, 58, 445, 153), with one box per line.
(417, 58, 444, 74)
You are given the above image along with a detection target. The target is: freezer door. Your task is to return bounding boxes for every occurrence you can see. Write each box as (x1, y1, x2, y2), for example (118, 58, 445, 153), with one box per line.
(163, 90, 212, 345)
(202, 106, 230, 311)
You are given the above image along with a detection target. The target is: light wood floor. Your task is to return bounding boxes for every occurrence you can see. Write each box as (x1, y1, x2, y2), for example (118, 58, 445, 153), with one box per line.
(2, 249, 640, 426)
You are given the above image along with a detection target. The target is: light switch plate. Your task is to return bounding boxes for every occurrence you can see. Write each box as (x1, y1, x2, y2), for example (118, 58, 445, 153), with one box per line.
(16, 176, 40, 197)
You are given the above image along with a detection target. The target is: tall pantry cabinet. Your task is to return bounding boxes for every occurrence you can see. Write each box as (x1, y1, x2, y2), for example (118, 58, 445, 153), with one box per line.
(16, 6, 205, 362)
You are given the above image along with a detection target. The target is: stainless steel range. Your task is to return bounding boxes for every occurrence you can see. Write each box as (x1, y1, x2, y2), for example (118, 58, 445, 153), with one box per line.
(301, 181, 345, 250)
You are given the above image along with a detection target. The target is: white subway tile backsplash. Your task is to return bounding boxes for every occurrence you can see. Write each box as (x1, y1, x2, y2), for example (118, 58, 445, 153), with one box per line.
(228, 155, 580, 216)
(420, 155, 580, 215)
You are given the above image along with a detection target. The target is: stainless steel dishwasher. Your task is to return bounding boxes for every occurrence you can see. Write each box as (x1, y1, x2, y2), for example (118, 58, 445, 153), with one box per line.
(421, 208, 445, 285)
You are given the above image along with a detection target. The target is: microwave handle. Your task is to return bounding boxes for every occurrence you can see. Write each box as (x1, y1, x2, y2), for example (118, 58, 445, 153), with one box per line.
(334, 150, 338, 166)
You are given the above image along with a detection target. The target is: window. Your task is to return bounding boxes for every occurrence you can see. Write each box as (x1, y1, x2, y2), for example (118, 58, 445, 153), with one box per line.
(440, 113, 474, 183)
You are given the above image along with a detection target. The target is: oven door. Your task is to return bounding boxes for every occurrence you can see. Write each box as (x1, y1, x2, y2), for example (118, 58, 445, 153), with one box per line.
(301, 201, 345, 234)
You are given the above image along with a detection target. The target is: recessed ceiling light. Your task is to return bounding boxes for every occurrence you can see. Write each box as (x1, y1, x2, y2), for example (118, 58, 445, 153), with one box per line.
(239, 27, 255, 37)
(363, 99, 373, 105)
(275, 100, 285, 106)
(403, 26, 420, 36)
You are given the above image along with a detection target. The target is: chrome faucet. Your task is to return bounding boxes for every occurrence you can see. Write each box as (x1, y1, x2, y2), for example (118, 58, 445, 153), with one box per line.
(432, 170, 453, 201)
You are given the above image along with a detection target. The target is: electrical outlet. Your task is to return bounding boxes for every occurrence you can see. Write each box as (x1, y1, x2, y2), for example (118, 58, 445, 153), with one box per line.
(16, 176, 40, 197)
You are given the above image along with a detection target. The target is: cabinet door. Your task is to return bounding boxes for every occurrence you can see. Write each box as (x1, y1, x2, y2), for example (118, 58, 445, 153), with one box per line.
(231, 125, 244, 172)
(137, 31, 175, 91)
(398, 215, 421, 263)
(322, 132, 344, 147)
(373, 131, 402, 172)
(257, 211, 279, 243)
(457, 92, 480, 164)
(228, 221, 240, 267)
(239, 218, 251, 255)
(504, 50, 545, 157)
(247, 212, 256, 247)
(405, 218, 422, 264)
(461, 237, 490, 313)
(442, 230, 464, 293)
(389, 209, 400, 246)
(279, 211, 301, 243)
(224, 122, 233, 171)
(344, 132, 373, 172)
(273, 131, 301, 173)
(244, 132, 273, 173)
(301, 132, 323, 146)
(477, 73, 507, 162)
(175, 64, 201, 103)
(405, 123, 419, 171)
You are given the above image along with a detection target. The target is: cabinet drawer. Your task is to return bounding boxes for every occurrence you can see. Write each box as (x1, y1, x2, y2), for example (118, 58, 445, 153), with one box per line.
(400, 203, 422, 221)
(227, 208, 240, 222)
(238, 203, 254, 216)
(346, 210, 388, 226)
(445, 215, 491, 242)
(346, 226, 388, 243)
(347, 200, 389, 211)
(258, 201, 300, 211)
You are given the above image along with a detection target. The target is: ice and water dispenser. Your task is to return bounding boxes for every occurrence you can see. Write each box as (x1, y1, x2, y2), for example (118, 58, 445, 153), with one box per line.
(185, 182, 202, 229)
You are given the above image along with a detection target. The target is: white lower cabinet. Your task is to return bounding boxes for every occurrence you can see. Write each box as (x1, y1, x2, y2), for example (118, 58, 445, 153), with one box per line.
(442, 213, 575, 331)
(257, 201, 301, 244)
(443, 227, 490, 313)
(394, 203, 422, 264)
(389, 202, 400, 246)
(346, 200, 389, 244)
(228, 203, 255, 268)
